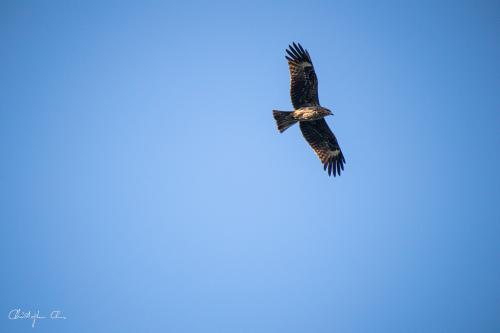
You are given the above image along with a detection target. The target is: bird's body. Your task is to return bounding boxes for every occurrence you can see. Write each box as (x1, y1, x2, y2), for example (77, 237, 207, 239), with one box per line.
(272, 106, 332, 132)
(272, 42, 345, 177)
(292, 106, 332, 121)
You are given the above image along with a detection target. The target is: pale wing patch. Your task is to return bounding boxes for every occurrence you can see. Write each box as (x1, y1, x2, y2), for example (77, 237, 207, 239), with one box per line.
(329, 149, 340, 158)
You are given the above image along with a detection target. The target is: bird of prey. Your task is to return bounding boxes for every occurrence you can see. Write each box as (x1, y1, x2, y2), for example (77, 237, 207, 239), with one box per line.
(273, 42, 346, 177)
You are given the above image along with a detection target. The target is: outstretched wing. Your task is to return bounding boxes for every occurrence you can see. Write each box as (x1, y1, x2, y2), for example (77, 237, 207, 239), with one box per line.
(300, 119, 346, 177)
(286, 42, 319, 109)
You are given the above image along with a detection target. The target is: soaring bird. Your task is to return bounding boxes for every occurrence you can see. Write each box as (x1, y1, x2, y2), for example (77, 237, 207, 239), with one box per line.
(273, 42, 346, 177)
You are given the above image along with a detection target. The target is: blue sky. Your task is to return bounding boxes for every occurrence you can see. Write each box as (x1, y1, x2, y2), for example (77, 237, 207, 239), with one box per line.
(1, 1, 499, 332)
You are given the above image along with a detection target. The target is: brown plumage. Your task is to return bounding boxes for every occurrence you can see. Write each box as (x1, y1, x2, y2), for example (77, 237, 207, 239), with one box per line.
(273, 42, 345, 177)
(286, 43, 319, 109)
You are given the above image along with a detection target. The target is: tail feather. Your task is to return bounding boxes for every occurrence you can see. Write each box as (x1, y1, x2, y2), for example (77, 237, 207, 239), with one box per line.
(273, 110, 297, 133)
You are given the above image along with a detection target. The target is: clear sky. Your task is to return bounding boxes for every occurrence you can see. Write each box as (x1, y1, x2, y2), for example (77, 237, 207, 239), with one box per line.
(1, 1, 499, 332)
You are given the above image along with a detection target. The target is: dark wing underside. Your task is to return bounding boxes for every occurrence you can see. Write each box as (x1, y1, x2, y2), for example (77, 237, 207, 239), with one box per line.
(286, 43, 319, 109)
(300, 119, 345, 177)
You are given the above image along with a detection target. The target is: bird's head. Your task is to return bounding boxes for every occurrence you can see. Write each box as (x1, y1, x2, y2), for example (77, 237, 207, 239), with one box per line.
(324, 108, 333, 116)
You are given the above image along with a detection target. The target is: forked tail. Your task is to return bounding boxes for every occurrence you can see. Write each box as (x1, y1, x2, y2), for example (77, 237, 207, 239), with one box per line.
(272, 110, 297, 133)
